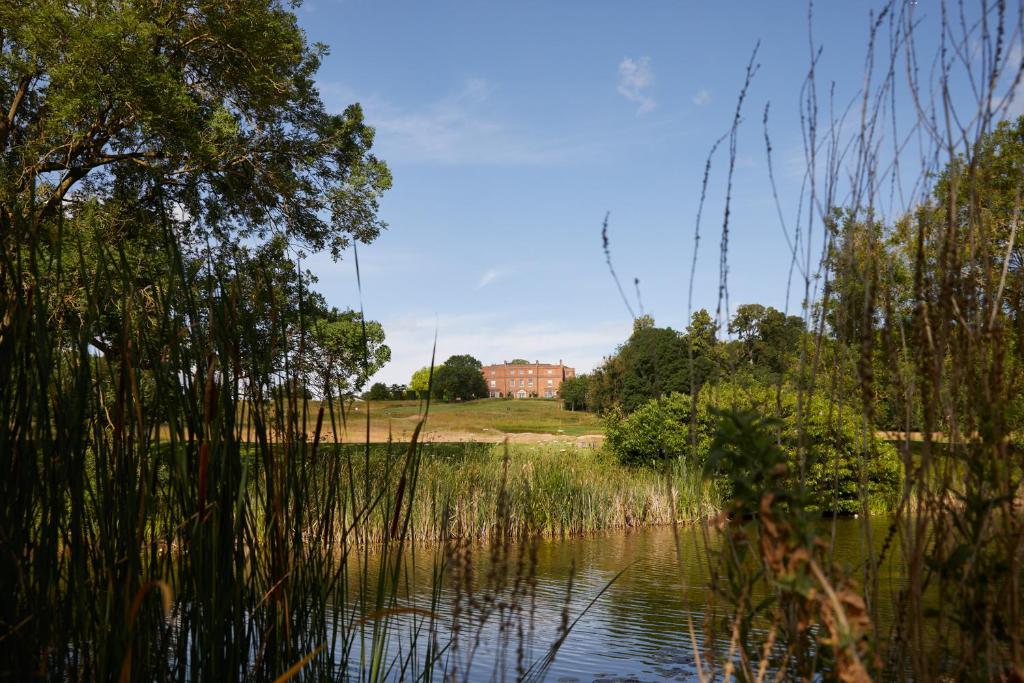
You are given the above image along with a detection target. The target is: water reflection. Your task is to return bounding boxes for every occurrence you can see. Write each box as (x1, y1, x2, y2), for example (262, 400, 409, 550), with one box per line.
(346, 517, 904, 681)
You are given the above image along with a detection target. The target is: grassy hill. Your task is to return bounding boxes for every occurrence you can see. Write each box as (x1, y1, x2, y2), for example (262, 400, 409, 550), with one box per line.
(314, 398, 602, 443)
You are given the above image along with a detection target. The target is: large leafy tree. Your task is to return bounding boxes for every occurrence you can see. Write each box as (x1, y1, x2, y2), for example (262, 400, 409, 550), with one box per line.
(301, 308, 390, 401)
(726, 303, 804, 381)
(1, 0, 392, 376)
(558, 375, 590, 411)
(1, 0, 391, 254)
(433, 354, 487, 402)
(589, 312, 717, 413)
(409, 366, 434, 398)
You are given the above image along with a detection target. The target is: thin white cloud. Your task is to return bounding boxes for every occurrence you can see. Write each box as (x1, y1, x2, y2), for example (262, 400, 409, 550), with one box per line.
(692, 88, 712, 106)
(476, 267, 507, 289)
(367, 312, 631, 385)
(617, 57, 656, 114)
(320, 79, 579, 165)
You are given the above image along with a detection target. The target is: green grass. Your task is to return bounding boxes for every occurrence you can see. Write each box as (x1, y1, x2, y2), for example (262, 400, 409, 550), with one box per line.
(326, 397, 604, 441)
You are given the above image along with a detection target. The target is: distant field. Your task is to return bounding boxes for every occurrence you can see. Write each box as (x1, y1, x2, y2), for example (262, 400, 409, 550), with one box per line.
(309, 398, 603, 443)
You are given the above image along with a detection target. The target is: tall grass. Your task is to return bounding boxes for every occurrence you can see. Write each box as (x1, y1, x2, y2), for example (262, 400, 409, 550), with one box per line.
(0, 200, 456, 679)
(326, 442, 718, 541)
(675, 1, 1024, 679)
(0, 189, 687, 678)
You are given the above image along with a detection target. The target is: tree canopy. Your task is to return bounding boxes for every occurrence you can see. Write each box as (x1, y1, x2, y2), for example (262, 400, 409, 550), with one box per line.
(1, 0, 391, 257)
(301, 308, 390, 400)
(558, 376, 590, 411)
(433, 354, 488, 401)
(409, 366, 435, 398)
(588, 310, 719, 413)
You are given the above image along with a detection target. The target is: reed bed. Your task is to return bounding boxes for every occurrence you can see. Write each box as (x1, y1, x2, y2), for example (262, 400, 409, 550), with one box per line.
(326, 442, 720, 542)
(0, 204, 484, 680)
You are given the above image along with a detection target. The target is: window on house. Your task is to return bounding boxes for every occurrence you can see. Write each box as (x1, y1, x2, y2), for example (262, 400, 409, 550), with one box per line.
(528, 370, 533, 374)
(547, 379, 553, 385)
(528, 379, 533, 386)
(546, 369, 552, 374)
(519, 379, 524, 387)
(490, 380, 496, 387)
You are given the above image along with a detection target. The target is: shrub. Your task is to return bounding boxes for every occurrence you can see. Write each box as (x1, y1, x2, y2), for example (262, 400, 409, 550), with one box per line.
(605, 381, 901, 513)
(799, 397, 901, 514)
(708, 383, 901, 514)
(604, 392, 712, 467)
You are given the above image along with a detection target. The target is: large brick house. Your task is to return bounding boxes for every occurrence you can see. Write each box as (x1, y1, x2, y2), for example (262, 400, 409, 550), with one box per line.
(481, 360, 575, 399)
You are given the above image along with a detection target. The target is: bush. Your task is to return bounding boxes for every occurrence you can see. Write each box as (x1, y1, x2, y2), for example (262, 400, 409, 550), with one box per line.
(604, 392, 712, 467)
(799, 397, 901, 514)
(711, 383, 901, 514)
(604, 382, 901, 513)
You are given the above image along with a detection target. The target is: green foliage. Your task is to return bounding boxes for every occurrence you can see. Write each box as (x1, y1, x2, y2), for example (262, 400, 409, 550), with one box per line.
(604, 381, 900, 513)
(433, 354, 488, 401)
(409, 365, 434, 398)
(558, 375, 590, 410)
(367, 382, 390, 400)
(711, 384, 900, 514)
(702, 409, 880, 680)
(726, 303, 805, 381)
(589, 310, 718, 414)
(604, 392, 712, 467)
(799, 397, 901, 514)
(704, 409, 793, 514)
(303, 308, 390, 399)
(1, 0, 391, 257)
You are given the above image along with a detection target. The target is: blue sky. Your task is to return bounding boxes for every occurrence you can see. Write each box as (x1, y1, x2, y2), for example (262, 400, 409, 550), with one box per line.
(297, 1, 1024, 386)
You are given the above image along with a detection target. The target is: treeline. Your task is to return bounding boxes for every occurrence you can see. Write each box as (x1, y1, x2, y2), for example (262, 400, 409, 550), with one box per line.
(399, 355, 489, 402)
(567, 114, 1024, 443)
(559, 118, 1024, 524)
(559, 305, 800, 415)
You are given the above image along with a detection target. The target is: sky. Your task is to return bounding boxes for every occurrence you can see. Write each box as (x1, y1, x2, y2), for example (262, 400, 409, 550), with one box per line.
(295, 1, 1024, 386)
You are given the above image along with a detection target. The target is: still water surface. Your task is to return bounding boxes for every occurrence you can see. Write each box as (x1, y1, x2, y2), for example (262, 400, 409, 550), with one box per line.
(351, 517, 904, 681)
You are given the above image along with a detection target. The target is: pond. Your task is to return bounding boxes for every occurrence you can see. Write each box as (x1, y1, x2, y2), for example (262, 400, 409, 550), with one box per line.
(342, 516, 907, 681)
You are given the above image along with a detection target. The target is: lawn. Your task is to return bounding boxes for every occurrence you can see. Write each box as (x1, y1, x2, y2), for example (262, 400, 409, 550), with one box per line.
(312, 397, 603, 442)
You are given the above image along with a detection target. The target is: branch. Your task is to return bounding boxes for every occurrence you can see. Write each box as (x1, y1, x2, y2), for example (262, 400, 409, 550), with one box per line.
(0, 74, 33, 148)
(37, 149, 165, 173)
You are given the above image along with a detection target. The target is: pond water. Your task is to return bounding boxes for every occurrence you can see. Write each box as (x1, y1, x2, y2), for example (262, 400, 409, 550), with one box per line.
(344, 516, 908, 681)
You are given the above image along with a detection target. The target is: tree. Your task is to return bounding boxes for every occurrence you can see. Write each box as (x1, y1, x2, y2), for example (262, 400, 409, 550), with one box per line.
(409, 366, 435, 399)
(302, 308, 390, 400)
(367, 382, 390, 400)
(433, 355, 488, 401)
(589, 312, 718, 413)
(727, 304, 804, 380)
(632, 314, 656, 332)
(1, 1, 391, 257)
(558, 376, 590, 411)
(604, 393, 713, 467)
(510, 358, 530, 365)
(702, 384, 900, 515)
